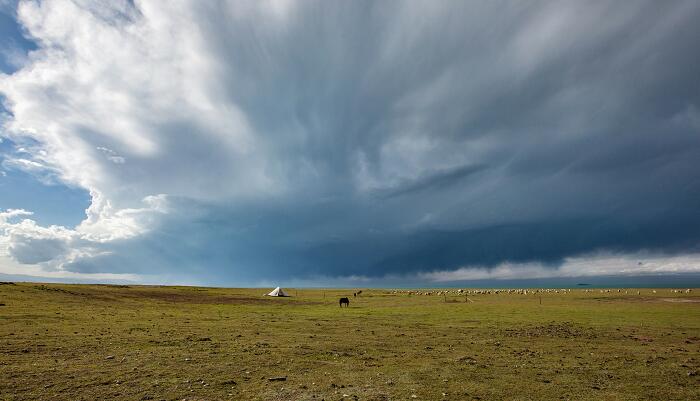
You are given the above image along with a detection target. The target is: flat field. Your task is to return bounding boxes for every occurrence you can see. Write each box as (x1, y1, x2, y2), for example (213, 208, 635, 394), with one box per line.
(0, 283, 698, 401)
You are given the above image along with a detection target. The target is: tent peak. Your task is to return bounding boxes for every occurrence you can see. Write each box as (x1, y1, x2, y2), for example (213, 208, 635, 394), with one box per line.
(266, 287, 291, 297)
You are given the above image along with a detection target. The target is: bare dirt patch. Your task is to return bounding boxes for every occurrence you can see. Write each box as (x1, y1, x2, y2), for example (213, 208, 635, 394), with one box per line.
(501, 323, 598, 339)
(113, 289, 318, 305)
(27, 284, 319, 305)
(660, 298, 700, 303)
(591, 296, 700, 304)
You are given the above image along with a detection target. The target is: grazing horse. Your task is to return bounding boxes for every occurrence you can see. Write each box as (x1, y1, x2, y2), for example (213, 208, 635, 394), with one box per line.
(339, 297, 350, 307)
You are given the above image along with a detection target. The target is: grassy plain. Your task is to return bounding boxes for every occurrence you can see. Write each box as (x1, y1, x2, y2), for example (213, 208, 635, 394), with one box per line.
(0, 283, 698, 400)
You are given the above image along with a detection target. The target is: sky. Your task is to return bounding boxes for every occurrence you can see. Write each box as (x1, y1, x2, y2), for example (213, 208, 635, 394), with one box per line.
(1, 0, 699, 287)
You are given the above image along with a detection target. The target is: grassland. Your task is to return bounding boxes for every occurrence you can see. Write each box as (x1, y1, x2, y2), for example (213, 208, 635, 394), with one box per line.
(0, 283, 698, 401)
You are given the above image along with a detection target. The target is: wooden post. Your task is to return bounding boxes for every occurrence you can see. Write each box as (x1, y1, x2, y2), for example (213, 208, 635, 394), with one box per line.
(539, 296, 542, 305)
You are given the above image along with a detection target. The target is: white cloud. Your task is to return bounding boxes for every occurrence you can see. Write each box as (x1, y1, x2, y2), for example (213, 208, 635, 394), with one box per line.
(96, 147, 126, 164)
(0, 193, 167, 274)
(0, 208, 33, 221)
(2, 157, 50, 172)
(0, 0, 277, 275)
(1, 0, 278, 208)
(76, 192, 168, 242)
(420, 253, 700, 282)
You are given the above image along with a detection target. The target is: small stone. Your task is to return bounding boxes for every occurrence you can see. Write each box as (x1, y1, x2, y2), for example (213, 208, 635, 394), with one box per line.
(105, 355, 115, 360)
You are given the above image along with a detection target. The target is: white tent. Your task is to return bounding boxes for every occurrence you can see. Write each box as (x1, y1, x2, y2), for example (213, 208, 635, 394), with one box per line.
(266, 287, 291, 297)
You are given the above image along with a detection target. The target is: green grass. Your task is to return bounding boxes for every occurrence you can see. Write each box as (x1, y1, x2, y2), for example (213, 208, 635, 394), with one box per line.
(1, 283, 698, 400)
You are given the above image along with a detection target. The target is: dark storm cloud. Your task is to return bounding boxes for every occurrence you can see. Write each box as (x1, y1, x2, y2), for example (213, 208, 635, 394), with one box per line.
(63, 195, 700, 284)
(5, 1, 700, 283)
(378, 163, 490, 199)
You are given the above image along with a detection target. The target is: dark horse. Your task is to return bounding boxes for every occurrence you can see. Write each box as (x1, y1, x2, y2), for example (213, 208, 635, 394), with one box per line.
(339, 297, 350, 307)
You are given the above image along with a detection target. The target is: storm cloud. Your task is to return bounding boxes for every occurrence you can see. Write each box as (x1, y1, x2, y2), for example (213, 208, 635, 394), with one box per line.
(0, 0, 699, 285)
